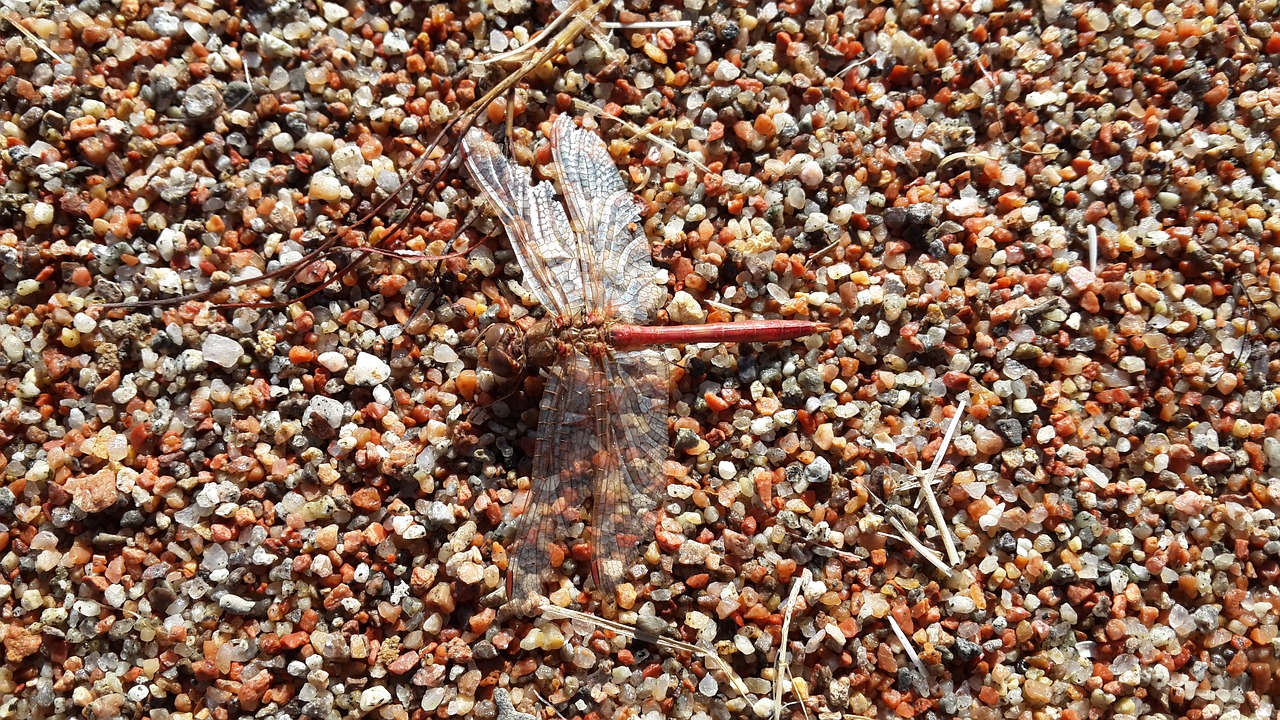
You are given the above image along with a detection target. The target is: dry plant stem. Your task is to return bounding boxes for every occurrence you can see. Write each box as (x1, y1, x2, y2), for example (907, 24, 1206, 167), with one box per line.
(538, 604, 751, 698)
(469, 0, 582, 66)
(533, 690, 570, 720)
(914, 397, 967, 566)
(936, 152, 1000, 172)
(600, 20, 692, 29)
(887, 516, 953, 576)
(1088, 225, 1098, 274)
(571, 100, 725, 182)
(887, 615, 929, 678)
(784, 666, 813, 720)
(3, 13, 65, 64)
(774, 568, 809, 720)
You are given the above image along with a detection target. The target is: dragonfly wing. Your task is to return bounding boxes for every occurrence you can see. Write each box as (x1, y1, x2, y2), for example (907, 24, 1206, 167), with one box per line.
(592, 348, 671, 606)
(551, 116, 666, 324)
(461, 129, 585, 317)
(511, 351, 597, 610)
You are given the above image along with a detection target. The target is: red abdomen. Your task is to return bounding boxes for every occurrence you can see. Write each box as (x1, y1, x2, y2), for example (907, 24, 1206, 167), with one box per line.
(610, 320, 826, 347)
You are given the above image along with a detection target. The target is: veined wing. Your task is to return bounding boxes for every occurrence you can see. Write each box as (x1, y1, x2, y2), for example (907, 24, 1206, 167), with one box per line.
(592, 348, 671, 607)
(510, 351, 597, 610)
(550, 115, 666, 324)
(511, 348, 671, 612)
(461, 129, 585, 318)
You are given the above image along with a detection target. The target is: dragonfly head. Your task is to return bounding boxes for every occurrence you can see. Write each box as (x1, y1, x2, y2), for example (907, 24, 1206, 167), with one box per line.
(477, 323, 524, 380)
(524, 317, 558, 367)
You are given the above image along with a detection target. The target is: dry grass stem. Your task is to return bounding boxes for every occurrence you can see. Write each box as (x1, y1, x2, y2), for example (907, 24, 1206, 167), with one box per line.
(1088, 225, 1098, 274)
(887, 517, 953, 576)
(3, 13, 65, 64)
(571, 100, 725, 182)
(539, 604, 751, 698)
(470, 0, 582, 66)
(887, 615, 929, 679)
(773, 568, 810, 720)
(914, 397, 967, 565)
(600, 20, 692, 29)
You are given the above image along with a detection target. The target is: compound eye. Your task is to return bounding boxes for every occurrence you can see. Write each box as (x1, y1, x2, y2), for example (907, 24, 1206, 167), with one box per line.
(487, 345, 520, 379)
(478, 323, 521, 379)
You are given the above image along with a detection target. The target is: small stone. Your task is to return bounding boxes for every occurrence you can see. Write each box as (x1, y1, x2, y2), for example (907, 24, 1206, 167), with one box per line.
(67, 468, 119, 514)
(315, 525, 339, 551)
(219, 594, 257, 615)
(388, 650, 419, 674)
(346, 352, 392, 386)
(1066, 265, 1097, 291)
(805, 456, 831, 483)
(1202, 451, 1232, 473)
(4, 625, 41, 662)
(317, 351, 347, 372)
(799, 159, 823, 187)
(201, 334, 244, 368)
(457, 562, 484, 585)
(359, 686, 392, 711)
(306, 395, 345, 430)
(351, 487, 381, 512)
(667, 291, 705, 324)
(309, 174, 342, 202)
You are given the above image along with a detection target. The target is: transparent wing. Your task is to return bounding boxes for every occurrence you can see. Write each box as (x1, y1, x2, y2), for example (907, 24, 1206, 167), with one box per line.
(461, 128, 585, 317)
(509, 352, 597, 611)
(592, 348, 671, 607)
(551, 116, 666, 324)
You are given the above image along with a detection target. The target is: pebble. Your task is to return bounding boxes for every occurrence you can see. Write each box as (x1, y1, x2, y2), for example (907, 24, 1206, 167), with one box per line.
(667, 290, 705, 324)
(346, 352, 392, 386)
(306, 395, 345, 429)
(359, 686, 392, 711)
(201, 334, 244, 368)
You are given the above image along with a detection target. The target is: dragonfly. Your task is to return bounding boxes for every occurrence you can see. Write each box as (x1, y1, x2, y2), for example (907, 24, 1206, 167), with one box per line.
(460, 115, 825, 613)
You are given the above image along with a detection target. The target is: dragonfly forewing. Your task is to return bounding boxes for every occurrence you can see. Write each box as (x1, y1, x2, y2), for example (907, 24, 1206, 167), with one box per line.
(550, 116, 666, 323)
(460, 129, 585, 317)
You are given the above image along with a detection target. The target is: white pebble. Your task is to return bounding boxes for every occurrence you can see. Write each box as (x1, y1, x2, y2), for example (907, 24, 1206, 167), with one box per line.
(308, 174, 342, 202)
(799, 159, 823, 187)
(667, 291, 705, 324)
(317, 351, 348, 372)
(346, 352, 391, 386)
(307, 395, 345, 428)
(201, 334, 244, 368)
(27, 201, 54, 226)
(360, 686, 392, 711)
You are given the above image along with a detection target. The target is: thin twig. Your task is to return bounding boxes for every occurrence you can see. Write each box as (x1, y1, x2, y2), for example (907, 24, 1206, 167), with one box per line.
(914, 397, 966, 566)
(783, 666, 813, 720)
(1087, 225, 1097, 274)
(886, 517, 953, 576)
(835, 55, 873, 78)
(539, 603, 751, 698)
(470, 0, 581, 66)
(774, 568, 809, 720)
(887, 615, 929, 678)
(532, 690, 570, 720)
(937, 152, 999, 172)
(600, 20, 691, 29)
(571, 100, 725, 182)
(3, 13, 65, 65)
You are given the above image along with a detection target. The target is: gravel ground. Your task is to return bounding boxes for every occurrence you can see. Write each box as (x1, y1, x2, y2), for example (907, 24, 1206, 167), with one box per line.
(2, 0, 1279, 718)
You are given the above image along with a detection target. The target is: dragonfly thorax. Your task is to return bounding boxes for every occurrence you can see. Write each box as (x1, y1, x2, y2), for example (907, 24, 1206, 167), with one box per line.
(526, 314, 614, 366)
